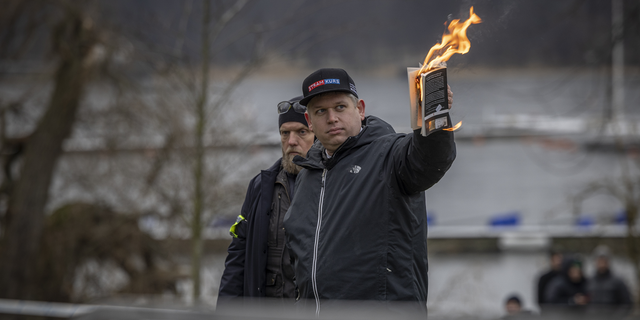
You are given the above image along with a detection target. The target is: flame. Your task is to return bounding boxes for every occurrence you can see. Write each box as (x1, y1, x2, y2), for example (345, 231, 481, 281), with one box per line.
(443, 121, 462, 131)
(417, 7, 481, 132)
(418, 7, 482, 74)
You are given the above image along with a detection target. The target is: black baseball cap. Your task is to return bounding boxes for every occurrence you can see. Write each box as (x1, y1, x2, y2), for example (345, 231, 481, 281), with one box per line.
(300, 68, 358, 106)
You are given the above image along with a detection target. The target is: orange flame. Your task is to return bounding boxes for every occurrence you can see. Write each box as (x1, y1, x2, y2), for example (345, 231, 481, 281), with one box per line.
(442, 121, 462, 131)
(418, 7, 482, 74)
(417, 7, 481, 132)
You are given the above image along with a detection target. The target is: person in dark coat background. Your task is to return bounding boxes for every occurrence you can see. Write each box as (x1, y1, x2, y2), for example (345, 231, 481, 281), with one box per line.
(587, 245, 631, 317)
(502, 294, 535, 319)
(217, 96, 315, 305)
(544, 256, 589, 314)
(536, 250, 563, 309)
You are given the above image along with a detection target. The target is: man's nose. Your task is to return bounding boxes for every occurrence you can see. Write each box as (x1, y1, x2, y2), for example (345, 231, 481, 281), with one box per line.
(326, 109, 338, 123)
(288, 134, 299, 146)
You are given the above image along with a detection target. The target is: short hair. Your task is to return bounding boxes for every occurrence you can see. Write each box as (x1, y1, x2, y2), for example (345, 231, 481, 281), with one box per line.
(505, 295, 521, 306)
(549, 245, 564, 256)
(593, 245, 611, 259)
(549, 250, 561, 258)
(346, 93, 359, 105)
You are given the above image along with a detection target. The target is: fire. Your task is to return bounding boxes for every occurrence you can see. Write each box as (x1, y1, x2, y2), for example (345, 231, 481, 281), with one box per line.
(416, 7, 481, 132)
(443, 122, 462, 131)
(418, 7, 482, 74)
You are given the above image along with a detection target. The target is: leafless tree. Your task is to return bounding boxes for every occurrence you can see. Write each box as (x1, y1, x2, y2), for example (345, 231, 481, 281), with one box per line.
(573, 139, 640, 306)
(0, 0, 103, 300)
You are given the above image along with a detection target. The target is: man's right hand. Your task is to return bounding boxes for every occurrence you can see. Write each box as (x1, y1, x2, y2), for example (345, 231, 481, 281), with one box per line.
(573, 293, 588, 305)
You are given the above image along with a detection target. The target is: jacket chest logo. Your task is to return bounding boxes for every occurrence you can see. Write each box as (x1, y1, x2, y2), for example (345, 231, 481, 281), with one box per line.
(349, 165, 362, 174)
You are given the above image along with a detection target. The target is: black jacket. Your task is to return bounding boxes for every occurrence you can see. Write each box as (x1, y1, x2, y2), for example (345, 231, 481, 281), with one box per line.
(588, 269, 631, 305)
(218, 159, 281, 301)
(537, 269, 560, 305)
(545, 259, 588, 306)
(283, 116, 456, 313)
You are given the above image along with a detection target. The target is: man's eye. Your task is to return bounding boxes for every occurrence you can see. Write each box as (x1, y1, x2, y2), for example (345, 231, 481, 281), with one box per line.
(281, 132, 289, 137)
(299, 130, 307, 135)
(336, 105, 346, 111)
(316, 109, 326, 115)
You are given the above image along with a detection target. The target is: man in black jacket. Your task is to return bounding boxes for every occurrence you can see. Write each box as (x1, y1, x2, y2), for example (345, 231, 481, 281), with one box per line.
(217, 96, 314, 304)
(587, 245, 631, 317)
(537, 250, 563, 309)
(545, 257, 589, 311)
(283, 68, 456, 315)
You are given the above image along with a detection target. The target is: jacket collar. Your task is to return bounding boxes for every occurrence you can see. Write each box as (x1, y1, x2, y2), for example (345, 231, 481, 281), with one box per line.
(264, 158, 282, 173)
(293, 115, 396, 170)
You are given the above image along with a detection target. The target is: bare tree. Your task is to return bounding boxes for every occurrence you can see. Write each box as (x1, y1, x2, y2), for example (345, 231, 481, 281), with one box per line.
(572, 0, 640, 308)
(0, 1, 100, 299)
(573, 140, 640, 306)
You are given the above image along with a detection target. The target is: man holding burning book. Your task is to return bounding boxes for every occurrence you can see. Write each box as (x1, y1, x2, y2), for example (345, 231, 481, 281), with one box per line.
(283, 68, 456, 314)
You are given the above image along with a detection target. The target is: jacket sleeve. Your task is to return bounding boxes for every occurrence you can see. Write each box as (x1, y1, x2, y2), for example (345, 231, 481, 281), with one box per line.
(544, 278, 563, 304)
(614, 277, 632, 304)
(217, 177, 257, 299)
(537, 274, 546, 304)
(392, 129, 456, 195)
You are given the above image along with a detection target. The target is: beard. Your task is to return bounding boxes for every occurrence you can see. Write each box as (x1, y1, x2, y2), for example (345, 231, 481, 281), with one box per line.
(282, 149, 304, 174)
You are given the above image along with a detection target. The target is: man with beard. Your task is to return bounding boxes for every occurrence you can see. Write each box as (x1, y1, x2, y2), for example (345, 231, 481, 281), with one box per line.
(218, 96, 314, 304)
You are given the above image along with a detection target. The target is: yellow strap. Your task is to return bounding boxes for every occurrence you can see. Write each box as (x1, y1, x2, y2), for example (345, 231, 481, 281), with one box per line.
(229, 215, 246, 238)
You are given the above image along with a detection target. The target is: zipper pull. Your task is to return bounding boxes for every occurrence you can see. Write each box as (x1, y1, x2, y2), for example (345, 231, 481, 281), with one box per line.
(321, 169, 326, 187)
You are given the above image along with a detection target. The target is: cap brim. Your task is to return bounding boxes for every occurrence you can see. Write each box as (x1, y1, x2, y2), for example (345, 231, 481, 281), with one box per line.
(299, 88, 356, 106)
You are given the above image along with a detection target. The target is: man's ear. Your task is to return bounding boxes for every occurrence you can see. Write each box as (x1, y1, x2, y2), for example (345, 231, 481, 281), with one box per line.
(304, 112, 313, 132)
(357, 99, 366, 120)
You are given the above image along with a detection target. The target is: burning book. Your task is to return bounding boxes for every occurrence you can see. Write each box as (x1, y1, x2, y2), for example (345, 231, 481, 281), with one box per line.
(408, 7, 481, 136)
(407, 66, 450, 136)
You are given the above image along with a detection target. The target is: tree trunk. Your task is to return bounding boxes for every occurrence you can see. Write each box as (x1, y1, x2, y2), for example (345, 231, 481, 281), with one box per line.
(625, 201, 640, 312)
(0, 11, 94, 299)
(191, 0, 211, 304)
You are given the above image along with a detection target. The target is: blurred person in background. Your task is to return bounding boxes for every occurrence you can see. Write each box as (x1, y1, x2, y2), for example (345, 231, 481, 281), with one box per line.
(587, 245, 631, 317)
(217, 97, 314, 306)
(283, 68, 456, 315)
(536, 250, 563, 310)
(502, 294, 535, 319)
(544, 256, 589, 314)
(505, 295, 522, 316)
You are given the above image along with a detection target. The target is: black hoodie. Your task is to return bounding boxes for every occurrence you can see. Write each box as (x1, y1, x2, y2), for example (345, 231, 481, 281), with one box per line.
(283, 115, 456, 315)
(544, 258, 588, 305)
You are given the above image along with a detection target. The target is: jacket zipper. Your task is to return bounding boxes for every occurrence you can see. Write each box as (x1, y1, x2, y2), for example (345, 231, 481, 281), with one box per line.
(311, 169, 326, 316)
(277, 179, 290, 291)
(275, 179, 288, 247)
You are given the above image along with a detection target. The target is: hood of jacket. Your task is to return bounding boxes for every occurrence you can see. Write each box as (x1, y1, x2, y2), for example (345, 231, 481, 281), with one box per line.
(294, 115, 396, 170)
(561, 257, 586, 286)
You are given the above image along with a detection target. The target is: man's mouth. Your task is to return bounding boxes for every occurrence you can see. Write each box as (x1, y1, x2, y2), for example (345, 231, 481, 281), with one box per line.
(327, 127, 343, 135)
